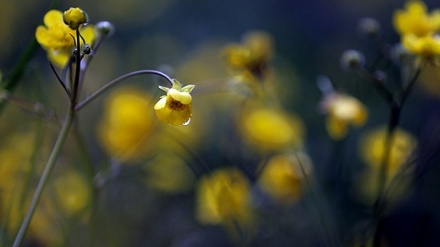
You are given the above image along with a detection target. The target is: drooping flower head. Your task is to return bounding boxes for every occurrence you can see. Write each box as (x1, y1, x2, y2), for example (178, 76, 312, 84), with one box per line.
(154, 80, 195, 126)
(35, 8, 96, 68)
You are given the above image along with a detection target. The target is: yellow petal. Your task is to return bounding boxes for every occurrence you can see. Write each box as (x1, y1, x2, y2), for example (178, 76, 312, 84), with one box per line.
(154, 98, 171, 123)
(167, 106, 191, 126)
(44, 10, 63, 27)
(47, 49, 71, 68)
(79, 25, 96, 44)
(35, 26, 50, 48)
(168, 89, 192, 104)
(154, 97, 167, 110)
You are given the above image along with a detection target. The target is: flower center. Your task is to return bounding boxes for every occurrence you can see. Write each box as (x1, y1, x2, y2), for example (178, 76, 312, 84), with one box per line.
(168, 99, 186, 111)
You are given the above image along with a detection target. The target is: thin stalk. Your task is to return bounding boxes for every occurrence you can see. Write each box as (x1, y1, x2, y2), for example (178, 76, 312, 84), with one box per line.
(372, 106, 399, 247)
(75, 70, 174, 111)
(12, 109, 74, 247)
(294, 152, 339, 247)
(71, 29, 82, 108)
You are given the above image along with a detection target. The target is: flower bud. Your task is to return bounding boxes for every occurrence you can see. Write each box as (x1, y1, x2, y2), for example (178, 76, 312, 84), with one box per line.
(390, 44, 411, 64)
(358, 18, 381, 38)
(341, 49, 365, 71)
(82, 44, 92, 55)
(63, 7, 88, 30)
(95, 21, 115, 37)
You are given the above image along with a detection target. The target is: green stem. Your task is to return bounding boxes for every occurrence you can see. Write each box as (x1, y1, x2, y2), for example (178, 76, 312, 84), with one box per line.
(12, 109, 74, 247)
(74, 70, 174, 111)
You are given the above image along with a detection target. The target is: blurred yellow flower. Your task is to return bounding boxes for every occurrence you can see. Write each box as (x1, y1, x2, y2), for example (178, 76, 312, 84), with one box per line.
(393, 1, 440, 37)
(63, 7, 88, 30)
(144, 152, 195, 194)
(322, 93, 368, 140)
(154, 80, 194, 126)
(35, 9, 96, 68)
(52, 171, 91, 216)
(393, 1, 440, 59)
(98, 87, 156, 163)
(223, 31, 273, 78)
(241, 107, 304, 151)
(402, 33, 440, 58)
(0, 132, 63, 245)
(258, 152, 312, 205)
(196, 168, 254, 229)
(359, 126, 417, 177)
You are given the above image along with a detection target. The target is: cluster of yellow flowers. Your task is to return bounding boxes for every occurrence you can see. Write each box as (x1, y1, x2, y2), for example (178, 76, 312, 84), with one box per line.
(11, 1, 429, 246)
(35, 8, 95, 68)
(394, 1, 440, 60)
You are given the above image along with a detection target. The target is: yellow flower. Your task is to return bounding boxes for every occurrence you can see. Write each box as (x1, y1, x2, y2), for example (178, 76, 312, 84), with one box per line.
(63, 7, 88, 30)
(52, 171, 91, 216)
(322, 93, 368, 140)
(154, 80, 195, 126)
(241, 106, 304, 151)
(258, 152, 312, 205)
(393, 1, 440, 59)
(402, 33, 440, 58)
(223, 31, 273, 77)
(144, 152, 195, 194)
(35, 9, 95, 68)
(196, 168, 254, 229)
(98, 87, 156, 163)
(393, 1, 440, 37)
(359, 126, 417, 177)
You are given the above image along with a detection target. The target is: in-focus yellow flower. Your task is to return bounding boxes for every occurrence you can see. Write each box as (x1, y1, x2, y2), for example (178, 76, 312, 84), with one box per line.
(154, 80, 195, 126)
(393, 1, 440, 37)
(35, 9, 95, 68)
(321, 93, 368, 140)
(359, 126, 417, 177)
(258, 152, 312, 205)
(98, 87, 156, 163)
(196, 168, 254, 230)
(63, 7, 88, 30)
(241, 106, 304, 151)
(223, 31, 273, 78)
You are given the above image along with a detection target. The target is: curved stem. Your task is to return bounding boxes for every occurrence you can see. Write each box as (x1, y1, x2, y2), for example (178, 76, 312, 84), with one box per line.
(13, 109, 74, 247)
(75, 70, 174, 111)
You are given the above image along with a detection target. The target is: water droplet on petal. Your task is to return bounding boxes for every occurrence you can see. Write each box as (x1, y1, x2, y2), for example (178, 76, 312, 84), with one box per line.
(182, 118, 191, 126)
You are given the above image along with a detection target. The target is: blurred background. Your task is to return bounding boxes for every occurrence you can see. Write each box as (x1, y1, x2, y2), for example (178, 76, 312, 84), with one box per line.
(2, 0, 440, 246)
